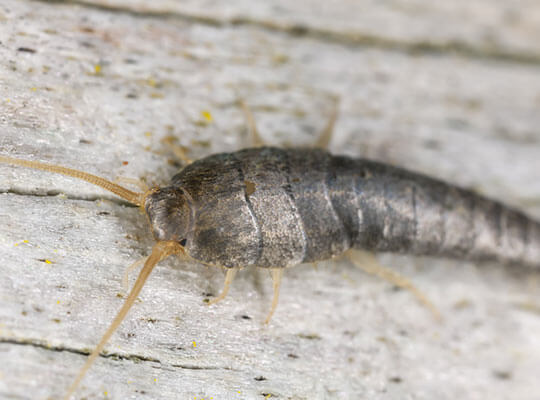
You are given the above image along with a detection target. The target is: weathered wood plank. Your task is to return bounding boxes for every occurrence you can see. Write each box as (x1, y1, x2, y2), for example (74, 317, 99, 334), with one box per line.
(1, 1, 540, 399)
(49, 0, 540, 63)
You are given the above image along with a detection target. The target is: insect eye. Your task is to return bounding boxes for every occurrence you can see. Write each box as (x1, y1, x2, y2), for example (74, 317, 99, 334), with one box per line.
(179, 238, 187, 246)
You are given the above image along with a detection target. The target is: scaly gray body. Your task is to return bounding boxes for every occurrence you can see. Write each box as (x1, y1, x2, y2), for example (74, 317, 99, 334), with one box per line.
(145, 147, 540, 269)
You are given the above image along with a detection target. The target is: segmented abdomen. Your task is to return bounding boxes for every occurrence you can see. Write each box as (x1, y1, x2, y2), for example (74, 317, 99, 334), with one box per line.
(328, 154, 540, 268)
(173, 147, 540, 269)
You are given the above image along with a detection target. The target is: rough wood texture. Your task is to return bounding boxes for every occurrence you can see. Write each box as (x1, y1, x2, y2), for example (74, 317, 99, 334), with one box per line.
(1, 1, 540, 399)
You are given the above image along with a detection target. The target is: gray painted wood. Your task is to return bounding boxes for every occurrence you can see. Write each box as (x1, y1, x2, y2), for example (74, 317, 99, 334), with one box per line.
(1, 1, 539, 399)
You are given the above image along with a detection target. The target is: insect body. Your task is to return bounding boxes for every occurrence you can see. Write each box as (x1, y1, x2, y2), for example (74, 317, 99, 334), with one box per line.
(148, 146, 540, 270)
(1, 145, 539, 399)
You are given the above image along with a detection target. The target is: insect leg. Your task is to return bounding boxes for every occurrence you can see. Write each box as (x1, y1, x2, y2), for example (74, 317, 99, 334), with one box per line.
(347, 250, 442, 321)
(264, 268, 284, 324)
(63, 241, 183, 400)
(159, 136, 194, 165)
(172, 145, 194, 165)
(239, 100, 265, 147)
(314, 96, 340, 149)
(122, 256, 148, 293)
(207, 267, 239, 305)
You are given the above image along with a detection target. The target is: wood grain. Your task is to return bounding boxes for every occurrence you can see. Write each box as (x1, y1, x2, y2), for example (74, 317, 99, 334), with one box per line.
(1, 1, 539, 399)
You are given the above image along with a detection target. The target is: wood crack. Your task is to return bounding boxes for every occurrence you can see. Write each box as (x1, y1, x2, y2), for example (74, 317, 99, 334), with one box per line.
(31, 0, 540, 66)
(0, 189, 137, 207)
(0, 337, 236, 371)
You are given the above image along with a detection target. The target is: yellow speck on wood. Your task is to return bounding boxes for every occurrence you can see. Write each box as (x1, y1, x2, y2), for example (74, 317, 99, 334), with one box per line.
(30, 87, 37, 91)
(45, 259, 52, 264)
(94, 64, 102, 75)
(192, 340, 197, 348)
(144, 131, 153, 137)
(244, 180, 256, 196)
(272, 53, 289, 65)
(201, 110, 213, 122)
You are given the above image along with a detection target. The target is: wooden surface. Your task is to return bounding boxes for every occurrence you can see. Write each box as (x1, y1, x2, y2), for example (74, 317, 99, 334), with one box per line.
(1, 1, 540, 399)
